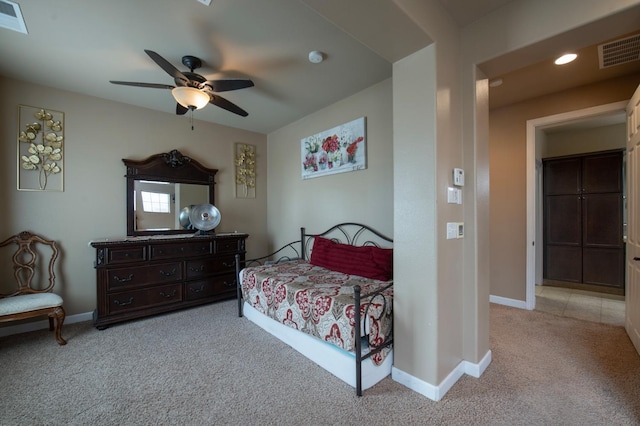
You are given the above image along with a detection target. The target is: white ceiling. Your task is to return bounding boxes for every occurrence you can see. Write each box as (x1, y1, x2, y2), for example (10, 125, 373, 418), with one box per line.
(1, 0, 639, 135)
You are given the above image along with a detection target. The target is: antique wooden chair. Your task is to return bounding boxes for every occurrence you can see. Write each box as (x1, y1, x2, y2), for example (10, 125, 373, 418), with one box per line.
(0, 231, 66, 345)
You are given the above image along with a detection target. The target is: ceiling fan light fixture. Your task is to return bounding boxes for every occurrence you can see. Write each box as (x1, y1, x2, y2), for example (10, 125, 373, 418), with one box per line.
(554, 53, 577, 65)
(172, 87, 210, 110)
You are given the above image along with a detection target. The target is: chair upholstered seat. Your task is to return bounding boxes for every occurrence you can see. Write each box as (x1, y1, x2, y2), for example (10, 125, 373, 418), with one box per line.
(0, 293, 64, 316)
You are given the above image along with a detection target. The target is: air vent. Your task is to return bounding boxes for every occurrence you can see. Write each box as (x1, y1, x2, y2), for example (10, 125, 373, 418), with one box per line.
(0, 0, 27, 34)
(598, 34, 640, 69)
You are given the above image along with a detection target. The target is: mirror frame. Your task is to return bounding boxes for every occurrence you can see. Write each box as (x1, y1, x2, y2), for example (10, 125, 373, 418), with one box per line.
(123, 149, 217, 236)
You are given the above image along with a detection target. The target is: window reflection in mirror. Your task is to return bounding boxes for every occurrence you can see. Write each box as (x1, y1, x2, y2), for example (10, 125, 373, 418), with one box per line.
(133, 180, 209, 232)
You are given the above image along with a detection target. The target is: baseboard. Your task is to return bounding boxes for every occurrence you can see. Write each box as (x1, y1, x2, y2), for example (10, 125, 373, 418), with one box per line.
(464, 349, 492, 377)
(392, 349, 492, 401)
(490, 295, 527, 309)
(0, 311, 93, 338)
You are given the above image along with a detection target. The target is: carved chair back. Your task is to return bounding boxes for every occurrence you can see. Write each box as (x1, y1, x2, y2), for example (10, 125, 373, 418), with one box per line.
(0, 231, 59, 297)
(0, 231, 66, 345)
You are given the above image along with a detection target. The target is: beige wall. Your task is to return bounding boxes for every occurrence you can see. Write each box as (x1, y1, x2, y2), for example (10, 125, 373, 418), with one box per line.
(542, 123, 626, 158)
(0, 76, 268, 316)
(489, 74, 640, 301)
(394, 0, 492, 390)
(266, 79, 393, 248)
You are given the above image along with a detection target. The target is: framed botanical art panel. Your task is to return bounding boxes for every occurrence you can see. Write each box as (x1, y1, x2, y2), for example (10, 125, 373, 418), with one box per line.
(17, 105, 64, 192)
(301, 117, 366, 180)
(234, 142, 256, 198)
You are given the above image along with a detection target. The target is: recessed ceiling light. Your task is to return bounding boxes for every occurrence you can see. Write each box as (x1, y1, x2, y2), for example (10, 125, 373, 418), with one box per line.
(489, 78, 503, 87)
(554, 53, 577, 65)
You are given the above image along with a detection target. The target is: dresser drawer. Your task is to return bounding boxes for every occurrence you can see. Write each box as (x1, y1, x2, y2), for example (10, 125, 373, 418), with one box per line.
(107, 262, 182, 290)
(106, 246, 146, 265)
(185, 255, 236, 279)
(214, 238, 243, 254)
(185, 275, 237, 301)
(107, 283, 183, 314)
(150, 241, 211, 260)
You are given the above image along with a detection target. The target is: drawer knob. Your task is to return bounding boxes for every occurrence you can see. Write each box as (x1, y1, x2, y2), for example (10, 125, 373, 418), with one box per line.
(160, 290, 177, 298)
(190, 265, 205, 272)
(114, 297, 134, 306)
(191, 284, 205, 293)
(223, 279, 237, 287)
(222, 261, 234, 268)
(159, 268, 177, 277)
(113, 273, 134, 283)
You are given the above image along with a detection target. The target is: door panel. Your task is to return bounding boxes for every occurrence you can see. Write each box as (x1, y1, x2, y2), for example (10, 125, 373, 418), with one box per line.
(544, 158, 581, 195)
(583, 247, 624, 287)
(582, 153, 623, 193)
(626, 84, 640, 354)
(583, 193, 624, 248)
(546, 195, 581, 245)
(545, 246, 582, 283)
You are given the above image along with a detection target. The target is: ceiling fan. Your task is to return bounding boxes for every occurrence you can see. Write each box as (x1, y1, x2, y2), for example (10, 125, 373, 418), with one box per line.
(110, 50, 254, 117)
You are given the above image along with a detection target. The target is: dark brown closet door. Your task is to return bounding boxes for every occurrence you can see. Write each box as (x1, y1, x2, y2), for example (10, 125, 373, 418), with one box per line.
(543, 151, 624, 290)
(581, 153, 624, 287)
(544, 157, 582, 283)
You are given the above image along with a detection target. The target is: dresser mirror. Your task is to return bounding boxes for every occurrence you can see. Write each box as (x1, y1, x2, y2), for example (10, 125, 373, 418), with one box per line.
(123, 150, 218, 236)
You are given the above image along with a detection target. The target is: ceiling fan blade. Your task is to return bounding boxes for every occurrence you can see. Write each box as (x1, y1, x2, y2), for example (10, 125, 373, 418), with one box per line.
(144, 49, 189, 84)
(110, 81, 174, 89)
(208, 93, 249, 117)
(176, 103, 188, 115)
(206, 79, 254, 92)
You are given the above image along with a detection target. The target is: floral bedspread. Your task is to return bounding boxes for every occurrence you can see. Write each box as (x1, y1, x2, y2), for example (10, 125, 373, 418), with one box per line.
(241, 260, 393, 365)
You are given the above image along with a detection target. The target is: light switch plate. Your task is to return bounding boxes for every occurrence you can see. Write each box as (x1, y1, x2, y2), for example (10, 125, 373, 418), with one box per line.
(447, 223, 458, 239)
(453, 168, 464, 186)
(447, 187, 457, 203)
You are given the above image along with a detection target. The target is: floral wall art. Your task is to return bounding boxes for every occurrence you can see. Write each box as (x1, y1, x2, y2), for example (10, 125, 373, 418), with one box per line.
(235, 142, 256, 198)
(301, 117, 366, 179)
(17, 105, 64, 191)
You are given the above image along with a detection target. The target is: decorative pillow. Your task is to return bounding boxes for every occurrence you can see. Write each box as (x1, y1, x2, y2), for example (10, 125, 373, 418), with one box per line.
(309, 236, 393, 281)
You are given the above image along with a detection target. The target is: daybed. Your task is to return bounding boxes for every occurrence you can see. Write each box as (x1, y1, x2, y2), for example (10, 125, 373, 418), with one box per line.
(235, 223, 393, 396)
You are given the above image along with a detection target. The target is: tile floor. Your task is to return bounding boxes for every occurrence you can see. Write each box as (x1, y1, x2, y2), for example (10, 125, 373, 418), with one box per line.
(535, 285, 626, 326)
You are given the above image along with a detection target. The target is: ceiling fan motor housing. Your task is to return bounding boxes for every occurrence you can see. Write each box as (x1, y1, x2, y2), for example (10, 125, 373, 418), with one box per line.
(181, 55, 202, 71)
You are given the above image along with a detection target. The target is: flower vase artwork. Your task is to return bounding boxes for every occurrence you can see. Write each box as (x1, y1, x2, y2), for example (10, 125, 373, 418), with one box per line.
(318, 152, 328, 170)
(346, 136, 364, 163)
(300, 117, 366, 179)
(322, 134, 340, 169)
(18, 106, 64, 191)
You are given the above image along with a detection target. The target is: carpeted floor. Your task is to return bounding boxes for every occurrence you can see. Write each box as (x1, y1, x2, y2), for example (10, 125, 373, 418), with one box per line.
(1, 300, 639, 425)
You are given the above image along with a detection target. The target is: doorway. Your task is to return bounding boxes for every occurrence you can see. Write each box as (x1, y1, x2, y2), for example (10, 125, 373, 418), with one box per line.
(525, 101, 628, 310)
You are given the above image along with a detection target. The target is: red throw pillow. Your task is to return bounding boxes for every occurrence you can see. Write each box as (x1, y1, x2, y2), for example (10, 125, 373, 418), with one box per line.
(309, 236, 393, 281)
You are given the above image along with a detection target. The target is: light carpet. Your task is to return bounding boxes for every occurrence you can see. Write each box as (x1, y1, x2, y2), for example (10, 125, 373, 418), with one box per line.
(1, 301, 639, 425)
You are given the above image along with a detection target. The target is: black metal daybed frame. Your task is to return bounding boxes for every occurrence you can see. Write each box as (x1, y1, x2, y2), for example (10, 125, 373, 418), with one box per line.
(234, 222, 394, 396)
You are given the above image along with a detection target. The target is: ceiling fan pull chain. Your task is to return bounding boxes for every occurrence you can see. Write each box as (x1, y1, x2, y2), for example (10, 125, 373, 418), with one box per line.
(190, 109, 194, 131)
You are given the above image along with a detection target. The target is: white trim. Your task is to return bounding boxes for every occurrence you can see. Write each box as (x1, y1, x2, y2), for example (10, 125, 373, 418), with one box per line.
(525, 101, 628, 311)
(0, 311, 93, 338)
(490, 295, 527, 309)
(464, 349, 492, 377)
(392, 350, 492, 401)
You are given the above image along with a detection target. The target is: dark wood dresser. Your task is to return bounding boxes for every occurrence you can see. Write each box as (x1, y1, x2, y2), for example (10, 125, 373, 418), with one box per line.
(90, 233, 247, 329)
